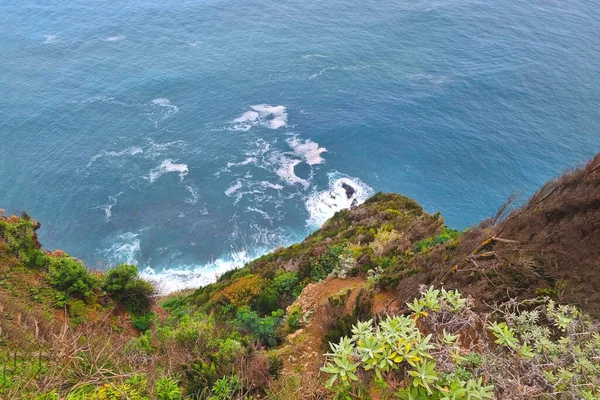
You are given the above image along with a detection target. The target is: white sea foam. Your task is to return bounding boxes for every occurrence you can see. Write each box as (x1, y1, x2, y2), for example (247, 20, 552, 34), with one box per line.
(141, 250, 254, 294)
(259, 181, 284, 190)
(343, 65, 370, 71)
(148, 98, 179, 126)
(96, 192, 123, 222)
(224, 180, 243, 196)
(147, 159, 189, 183)
(87, 146, 143, 167)
(145, 139, 186, 157)
(233, 104, 288, 131)
(105, 35, 125, 41)
(44, 35, 57, 43)
(309, 66, 337, 80)
(305, 172, 374, 227)
(303, 54, 328, 59)
(102, 232, 141, 266)
(184, 185, 200, 205)
(226, 157, 257, 168)
(309, 66, 369, 79)
(408, 73, 452, 86)
(273, 155, 308, 188)
(287, 137, 327, 165)
(247, 207, 271, 220)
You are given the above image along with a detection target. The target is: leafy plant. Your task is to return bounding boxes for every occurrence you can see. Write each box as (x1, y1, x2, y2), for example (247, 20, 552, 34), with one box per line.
(104, 264, 155, 314)
(209, 375, 242, 400)
(48, 257, 99, 299)
(155, 376, 182, 400)
(487, 322, 519, 349)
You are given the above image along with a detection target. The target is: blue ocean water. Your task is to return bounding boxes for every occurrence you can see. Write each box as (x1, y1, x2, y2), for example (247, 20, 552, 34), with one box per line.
(1, 0, 599, 291)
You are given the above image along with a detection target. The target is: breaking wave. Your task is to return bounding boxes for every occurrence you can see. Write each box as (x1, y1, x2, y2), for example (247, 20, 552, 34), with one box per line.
(146, 159, 189, 183)
(305, 172, 374, 227)
(232, 104, 288, 131)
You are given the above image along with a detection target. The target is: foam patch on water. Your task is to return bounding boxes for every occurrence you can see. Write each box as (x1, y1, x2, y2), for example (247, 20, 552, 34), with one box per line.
(246, 207, 271, 220)
(105, 35, 125, 41)
(141, 250, 254, 293)
(226, 157, 257, 168)
(309, 66, 337, 80)
(101, 232, 141, 266)
(88, 146, 143, 167)
(225, 180, 243, 196)
(44, 35, 57, 43)
(95, 192, 123, 222)
(303, 54, 328, 59)
(305, 172, 374, 227)
(185, 185, 200, 205)
(269, 151, 308, 188)
(147, 159, 189, 183)
(287, 136, 327, 165)
(148, 98, 179, 126)
(233, 104, 288, 131)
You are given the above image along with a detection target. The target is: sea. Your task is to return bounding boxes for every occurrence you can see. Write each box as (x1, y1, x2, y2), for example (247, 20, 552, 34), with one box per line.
(1, 0, 599, 292)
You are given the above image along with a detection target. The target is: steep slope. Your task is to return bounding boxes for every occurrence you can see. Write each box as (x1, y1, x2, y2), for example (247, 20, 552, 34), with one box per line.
(0, 153, 599, 399)
(439, 153, 600, 315)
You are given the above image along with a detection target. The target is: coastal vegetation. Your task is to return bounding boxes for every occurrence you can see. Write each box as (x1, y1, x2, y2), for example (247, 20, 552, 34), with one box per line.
(0, 153, 599, 399)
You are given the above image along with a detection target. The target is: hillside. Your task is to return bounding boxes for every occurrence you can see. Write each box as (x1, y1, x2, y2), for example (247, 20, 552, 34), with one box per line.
(0, 153, 599, 399)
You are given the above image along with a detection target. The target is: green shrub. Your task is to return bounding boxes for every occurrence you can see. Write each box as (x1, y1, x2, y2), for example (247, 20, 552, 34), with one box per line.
(48, 257, 99, 299)
(268, 353, 284, 378)
(123, 331, 155, 356)
(252, 285, 280, 316)
(155, 376, 182, 400)
(209, 375, 241, 400)
(328, 289, 351, 307)
(131, 312, 155, 332)
(104, 264, 155, 314)
(287, 305, 303, 331)
(234, 306, 284, 347)
(307, 245, 343, 281)
(321, 288, 600, 399)
(413, 228, 461, 253)
(181, 360, 217, 396)
(272, 271, 300, 297)
(67, 299, 88, 325)
(323, 314, 355, 351)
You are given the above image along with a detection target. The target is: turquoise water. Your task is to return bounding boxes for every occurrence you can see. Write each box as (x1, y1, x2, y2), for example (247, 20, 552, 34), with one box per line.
(1, 0, 599, 291)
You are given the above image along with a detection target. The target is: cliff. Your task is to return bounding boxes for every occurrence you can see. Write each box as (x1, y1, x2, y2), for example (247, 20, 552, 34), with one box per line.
(0, 153, 599, 399)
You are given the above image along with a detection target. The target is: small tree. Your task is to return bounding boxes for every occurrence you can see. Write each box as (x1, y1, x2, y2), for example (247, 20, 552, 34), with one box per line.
(104, 264, 155, 314)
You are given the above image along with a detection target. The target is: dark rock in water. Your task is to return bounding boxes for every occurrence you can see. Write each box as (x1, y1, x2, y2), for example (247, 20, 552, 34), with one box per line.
(341, 182, 355, 199)
(351, 199, 358, 208)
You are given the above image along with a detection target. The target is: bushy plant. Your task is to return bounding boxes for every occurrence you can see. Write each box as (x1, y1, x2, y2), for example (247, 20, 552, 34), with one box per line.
(234, 306, 284, 347)
(272, 271, 301, 298)
(287, 305, 304, 331)
(321, 291, 494, 399)
(155, 377, 182, 400)
(67, 299, 88, 325)
(48, 257, 99, 299)
(369, 228, 402, 257)
(104, 264, 155, 314)
(321, 287, 600, 399)
(131, 312, 155, 332)
(413, 227, 461, 253)
(307, 245, 343, 281)
(329, 251, 356, 279)
(123, 331, 155, 356)
(252, 285, 280, 316)
(212, 275, 265, 307)
(209, 375, 241, 400)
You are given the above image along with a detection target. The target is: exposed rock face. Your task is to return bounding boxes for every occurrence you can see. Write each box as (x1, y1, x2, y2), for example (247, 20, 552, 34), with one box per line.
(341, 182, 355, 199)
